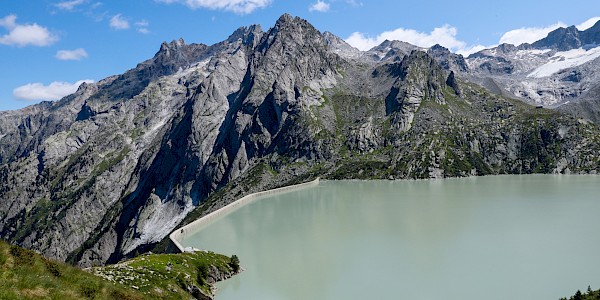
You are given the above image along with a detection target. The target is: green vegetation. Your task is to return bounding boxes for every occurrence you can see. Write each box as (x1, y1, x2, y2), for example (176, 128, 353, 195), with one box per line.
(0, 240, 238, 300)
(329, 159, 392, 179)
(229, 255, 240, 273)
(91, 250, 236, 299)
(560, 286, 600, 300)
(10, 141, 132, 244)
(0, 240, 143, 300)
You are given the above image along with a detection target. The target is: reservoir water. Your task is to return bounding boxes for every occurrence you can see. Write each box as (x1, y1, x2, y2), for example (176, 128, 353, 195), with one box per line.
(181, 175, 600, 300)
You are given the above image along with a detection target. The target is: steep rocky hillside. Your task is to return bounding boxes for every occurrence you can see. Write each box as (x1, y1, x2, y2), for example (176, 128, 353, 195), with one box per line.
(558, 83, 600, 124)
(1, 14, 600, 268)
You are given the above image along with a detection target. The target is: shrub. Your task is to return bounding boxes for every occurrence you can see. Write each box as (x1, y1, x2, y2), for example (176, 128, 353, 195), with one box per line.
(197, 264, 209, 285)
(9, 245, 35, 266)
(43, 259, 62, 277)
(81, 282, 100, 299)
(229, 255, 240, 273)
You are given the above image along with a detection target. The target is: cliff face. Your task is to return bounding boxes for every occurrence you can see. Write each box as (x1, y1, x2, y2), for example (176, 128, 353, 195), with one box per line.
(1, 14, 600, 267)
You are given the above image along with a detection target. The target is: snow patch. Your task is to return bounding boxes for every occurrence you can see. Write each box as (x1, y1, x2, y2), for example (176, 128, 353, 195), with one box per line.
(528, 46, 600, 78)
(175, 57, 212, 79)
(516, 49, 552, 57)
(528, 49, 551, 55)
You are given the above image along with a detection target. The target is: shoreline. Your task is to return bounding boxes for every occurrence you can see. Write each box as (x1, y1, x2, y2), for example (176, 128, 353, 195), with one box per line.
(169, 173, 598, 251)
(169, 177, 320, 252)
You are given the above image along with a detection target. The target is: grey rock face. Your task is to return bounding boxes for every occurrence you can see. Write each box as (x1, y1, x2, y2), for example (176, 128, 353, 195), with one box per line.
(2, 14, 600, 268)
(532, 25, 582, 51)
(531, 21, 600, 52)
(427, 44, 469, 73)
(379, 51, 447, 132)
(558, 83, 600, 124)
(581, 21, 600, 45)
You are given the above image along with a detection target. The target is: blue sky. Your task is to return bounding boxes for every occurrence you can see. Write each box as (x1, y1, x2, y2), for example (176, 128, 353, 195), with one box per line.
(1, 0, 599, 111)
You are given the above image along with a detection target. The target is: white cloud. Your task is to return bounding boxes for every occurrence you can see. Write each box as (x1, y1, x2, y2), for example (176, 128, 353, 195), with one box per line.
(0, 15, 16, 29)
(135, 20, 150, 34)
(345, 32, 377, 51)
(56, 48, 88, 60)
(55, 0, 86, 11)
(456, 45, 489, 57)
(577, 16, 600, 31)
(13, 80, 94, 101)
(346, 25, 466, 52)
(0, 14, 58, 47)
(156, 0, 271, 14)
(135, 20, 149, 27)
(346, 0, 362, 7)
(109, 14, 129, 30)
(309, 1, 330, 12)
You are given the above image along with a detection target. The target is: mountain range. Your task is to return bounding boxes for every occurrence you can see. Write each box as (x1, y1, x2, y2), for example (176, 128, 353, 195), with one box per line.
(1, 14, 599, 267)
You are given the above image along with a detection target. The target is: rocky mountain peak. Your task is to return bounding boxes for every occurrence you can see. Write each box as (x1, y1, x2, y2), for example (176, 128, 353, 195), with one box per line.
(429, 44, 451, 54)
(367, 39, 420, 61)
(374, 39, 418, 51)
(581, 20, 600, 45)
(496, 43, 519, 53)
(377, 50, 453, 131)
(270, 13, 305, 34)
(258, 14, 326, 54)
(322, 31, 361, 58)
(400, 50, 448, 89)
(271, 13, 318, 35)
(515, 22, 600, 52)
(427, 44, 469, 73)
(226, 24, 264, 48)
(377, 40, 394, 48)
(532, 24, 582, 51)
(153, 38, 207, 65)
(159, 38, 186, 54)
(274, 13, 294, 26)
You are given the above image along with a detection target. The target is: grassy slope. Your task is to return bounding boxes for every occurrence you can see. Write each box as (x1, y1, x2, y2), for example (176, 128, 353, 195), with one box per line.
(0, 240, 144, 300)
(0, 240, 237, 299)
(90, 251, 237, 299)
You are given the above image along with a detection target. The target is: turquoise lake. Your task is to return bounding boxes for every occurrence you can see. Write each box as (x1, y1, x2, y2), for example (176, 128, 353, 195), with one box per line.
(181, 175, 600, 300)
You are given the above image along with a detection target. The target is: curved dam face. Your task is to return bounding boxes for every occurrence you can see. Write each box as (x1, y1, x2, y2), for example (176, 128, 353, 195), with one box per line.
(180, 175, 600, 300)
